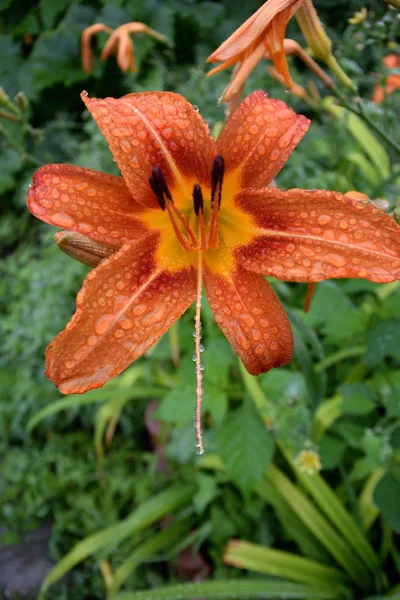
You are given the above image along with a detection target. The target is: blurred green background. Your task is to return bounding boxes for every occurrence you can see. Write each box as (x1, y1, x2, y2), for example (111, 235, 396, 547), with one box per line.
(1, 1, 400, 598)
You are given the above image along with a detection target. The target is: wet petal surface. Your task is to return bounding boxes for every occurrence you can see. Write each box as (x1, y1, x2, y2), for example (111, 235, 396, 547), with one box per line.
(203, 262, 293, 375)
(46, 232, 197, 394)
(81, 91, 216, 209)
(217, 91, 310, 190)
(234, 188, 400, 282)
(27, 165, 147, 245)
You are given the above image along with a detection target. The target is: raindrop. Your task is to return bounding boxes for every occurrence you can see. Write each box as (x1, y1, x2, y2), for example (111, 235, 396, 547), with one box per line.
(193, 105, 199, 112)
(199, 344, 205, 353)
(200, 363, 205, 371)
(192, 354, 197, 361)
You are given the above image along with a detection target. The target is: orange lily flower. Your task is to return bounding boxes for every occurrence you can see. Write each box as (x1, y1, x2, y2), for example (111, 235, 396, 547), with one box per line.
(373, 54, 400, 104)
(207, 0, 305, 101)
(81, 22, 170, 74)
(28, 91, 400, 452)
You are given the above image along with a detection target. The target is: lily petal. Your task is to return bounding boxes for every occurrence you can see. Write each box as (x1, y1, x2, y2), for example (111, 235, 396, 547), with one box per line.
(46, 231, 197, 394)
(203, 262, 293, 375)
(81, 91, 216, 209)
(27, 165, 147, 245)
(234, 188, 400, 282)
(207, 0, 302, 62)
(217, 91, 310, 189)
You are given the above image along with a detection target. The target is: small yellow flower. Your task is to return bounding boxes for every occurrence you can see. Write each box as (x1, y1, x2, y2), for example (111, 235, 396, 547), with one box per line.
(295, 449, 322, 475)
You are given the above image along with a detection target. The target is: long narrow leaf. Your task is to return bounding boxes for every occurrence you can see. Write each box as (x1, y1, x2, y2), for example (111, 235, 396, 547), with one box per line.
(116, 579, 347, 600)
(39, 486, 193, 598)
(110, 522, 188, 598)
(256, 479, 330, 563)
(224, 540, 347, 586)
(266, 465, 371, 588)
(27, 386, 166, 433)
(285, 456, 380, 573)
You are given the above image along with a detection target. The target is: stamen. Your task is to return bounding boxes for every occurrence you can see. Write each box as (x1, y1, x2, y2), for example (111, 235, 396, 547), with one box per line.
(194, 250, 204, 455)
(193, 183, 203, 216)
(211, 154, 224, 208)
(149, 166, 172, 210)
(149, 166, 198, 251)
(208, 154, 225, 249)
(193, 183, 207, 250)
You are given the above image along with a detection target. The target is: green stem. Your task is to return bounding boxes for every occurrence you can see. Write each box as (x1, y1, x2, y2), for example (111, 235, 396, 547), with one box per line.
(331, 86, 400, 157)
(314, 346, 366, 373)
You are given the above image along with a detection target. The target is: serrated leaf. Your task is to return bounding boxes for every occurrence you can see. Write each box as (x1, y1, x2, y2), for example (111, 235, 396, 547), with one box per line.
(217, 402, 274, 496)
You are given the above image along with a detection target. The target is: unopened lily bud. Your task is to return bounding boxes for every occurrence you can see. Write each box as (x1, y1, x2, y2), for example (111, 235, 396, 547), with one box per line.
(15, 91, 29, 112)
(54, 231, 119, 267)
(296, 0, 356, 90)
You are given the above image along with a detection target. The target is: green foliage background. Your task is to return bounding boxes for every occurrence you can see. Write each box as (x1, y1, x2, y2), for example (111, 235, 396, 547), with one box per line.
(1, 0, 400, 598)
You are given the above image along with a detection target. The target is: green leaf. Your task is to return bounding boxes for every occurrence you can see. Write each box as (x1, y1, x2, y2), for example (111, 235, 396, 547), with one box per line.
(374, 472, 400, 533)
(366, 321, 400, 367)
(339, 383, 374, 416)
(28, 30, 84, 91)
(39, 0, 72, 29)
(110, 522, 188, 598)
(256, 479, 330, 563)
(115, 579, 347, 600)
(193, 473, 218, 514)
(224, 540, 348, 585)
(285, 457, 380, 573)
(155, 384, 195, 424)
(38, 486, 193, 598)
(217, 402, 275, 496)
(319, 435, 346, 470)
(266, 465, 372, 587)
(27, 385, 165, 433)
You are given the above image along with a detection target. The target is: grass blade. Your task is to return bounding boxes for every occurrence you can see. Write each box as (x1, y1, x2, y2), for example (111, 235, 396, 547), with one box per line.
(224, 540, 348, 586)
(116, 579, 347, 600)
(39, 485, 193, 598)
(110, 522, 188, 598)
(266, 465, 371, 588)
(285, 456, 380, 573)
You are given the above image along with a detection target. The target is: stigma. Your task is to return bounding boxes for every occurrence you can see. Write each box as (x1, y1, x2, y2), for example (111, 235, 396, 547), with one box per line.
(148, 155, 224, 252)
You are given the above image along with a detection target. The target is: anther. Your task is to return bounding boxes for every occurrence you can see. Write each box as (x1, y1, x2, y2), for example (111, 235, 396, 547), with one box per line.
(193, 183, 204, 216)
(149, 166, 173, 210)
(207, 154, 225, 249)
(211, 154, 224, 208)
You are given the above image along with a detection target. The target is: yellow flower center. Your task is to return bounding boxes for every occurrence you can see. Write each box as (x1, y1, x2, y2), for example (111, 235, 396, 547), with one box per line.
(139, 156, 254, 275)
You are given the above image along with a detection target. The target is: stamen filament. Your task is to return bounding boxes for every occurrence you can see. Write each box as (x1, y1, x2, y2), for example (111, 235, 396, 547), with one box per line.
(194, 249, 204, 455)
(169, 201, 198, 249)
(165, 203, 196, 252)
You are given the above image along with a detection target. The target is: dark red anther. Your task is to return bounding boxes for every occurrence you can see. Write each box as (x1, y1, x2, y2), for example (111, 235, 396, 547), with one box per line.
(193, 183, 204, 216)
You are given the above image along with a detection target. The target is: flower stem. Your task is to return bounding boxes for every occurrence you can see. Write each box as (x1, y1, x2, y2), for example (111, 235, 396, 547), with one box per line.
(331, 86, 400, 157)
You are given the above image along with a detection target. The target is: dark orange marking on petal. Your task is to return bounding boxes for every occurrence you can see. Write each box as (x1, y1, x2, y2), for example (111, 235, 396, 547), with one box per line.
(27, 165, 147, 245)
(203, 262, 293, 375)
(81, 91, 216, 209)
(234, 188, 400, 283)
(217, 91, 310, 189)
(46, 231, 197, 394)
